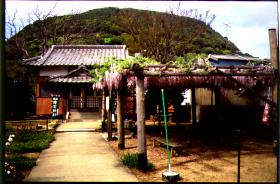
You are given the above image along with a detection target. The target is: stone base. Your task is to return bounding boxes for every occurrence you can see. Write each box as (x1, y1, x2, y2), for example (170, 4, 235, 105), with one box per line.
(162, 171, 180, 182)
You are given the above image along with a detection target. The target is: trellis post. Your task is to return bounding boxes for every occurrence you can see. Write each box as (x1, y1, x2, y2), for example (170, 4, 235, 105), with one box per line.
(117, 89, 125, 149)
(136, 74, 147, 171)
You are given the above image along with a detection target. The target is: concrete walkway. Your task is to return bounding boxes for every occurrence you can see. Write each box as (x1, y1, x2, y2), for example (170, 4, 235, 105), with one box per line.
(56, 120, 101, 132)
(24, 121, 138, 182)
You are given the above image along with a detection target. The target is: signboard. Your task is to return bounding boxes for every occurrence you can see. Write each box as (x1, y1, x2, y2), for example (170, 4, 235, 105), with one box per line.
(51, 95, 60, 117)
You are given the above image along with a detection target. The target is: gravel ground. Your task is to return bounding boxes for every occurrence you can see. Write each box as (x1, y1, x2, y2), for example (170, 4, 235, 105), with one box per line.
(109, 133, 277, 182)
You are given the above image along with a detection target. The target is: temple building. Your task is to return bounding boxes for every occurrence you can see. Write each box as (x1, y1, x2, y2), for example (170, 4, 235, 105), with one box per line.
(23, 45, 129, 117)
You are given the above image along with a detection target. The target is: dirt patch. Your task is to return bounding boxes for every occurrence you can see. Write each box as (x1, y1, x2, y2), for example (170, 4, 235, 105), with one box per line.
(109, 134, 277, 182)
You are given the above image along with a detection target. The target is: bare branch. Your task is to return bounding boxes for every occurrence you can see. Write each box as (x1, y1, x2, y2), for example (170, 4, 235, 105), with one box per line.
(116, 5, 216, 63)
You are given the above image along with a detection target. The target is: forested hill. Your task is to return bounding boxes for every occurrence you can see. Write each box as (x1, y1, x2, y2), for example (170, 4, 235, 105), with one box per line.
(5, 7, 240, 61)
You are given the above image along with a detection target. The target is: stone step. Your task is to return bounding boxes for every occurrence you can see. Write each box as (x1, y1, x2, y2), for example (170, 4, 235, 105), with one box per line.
(67, 119, 99, 122)
(68, 112, 99, 120)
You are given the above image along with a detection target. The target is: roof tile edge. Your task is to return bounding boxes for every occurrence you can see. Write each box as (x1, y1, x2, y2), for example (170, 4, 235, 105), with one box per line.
(52, 45, 127, 49)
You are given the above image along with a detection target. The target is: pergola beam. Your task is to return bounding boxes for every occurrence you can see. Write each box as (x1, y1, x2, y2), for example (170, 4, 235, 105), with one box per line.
(142, 71, 273, 77)
(216, 69, 277, 107)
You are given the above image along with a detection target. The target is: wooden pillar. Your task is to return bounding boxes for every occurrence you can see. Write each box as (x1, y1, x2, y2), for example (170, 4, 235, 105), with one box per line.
(80, 88, 85, 109)
(136, 75, 147, 171)
(215, 87, 221, 118)
(269, 28, 278, 140)
(36, 81, 40, 97)
(269, 29, 279, 180)
(101, 89, 107, 132)
(107, 89, 113, 141)
(117, 89, 125, 149)
(191, 87, 197, 124)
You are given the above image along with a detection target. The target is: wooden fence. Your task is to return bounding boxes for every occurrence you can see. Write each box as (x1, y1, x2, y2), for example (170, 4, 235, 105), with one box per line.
(5, 119, 61, 132)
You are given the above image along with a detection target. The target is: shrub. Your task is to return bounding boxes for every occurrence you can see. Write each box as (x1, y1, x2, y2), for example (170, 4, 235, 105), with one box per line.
(6, 155, 37, 169)
(7, 130, 55, 153)
(122, 152, 155, 171)
(122, 152, 138, 168)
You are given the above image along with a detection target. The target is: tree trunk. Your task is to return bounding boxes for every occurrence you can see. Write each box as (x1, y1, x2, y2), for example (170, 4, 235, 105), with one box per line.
(107, 90, 112, 141)
(117, 89, 125, 149)
(101, 89, 107, 132)
(136, 75, 147, 171)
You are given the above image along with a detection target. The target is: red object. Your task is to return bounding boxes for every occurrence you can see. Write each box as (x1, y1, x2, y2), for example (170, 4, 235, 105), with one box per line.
(262, 103, 270, 125)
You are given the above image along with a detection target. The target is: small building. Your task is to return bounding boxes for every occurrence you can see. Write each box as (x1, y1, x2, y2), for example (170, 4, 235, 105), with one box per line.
(23, 45, 129, 117)
(207, 54, 267, 67)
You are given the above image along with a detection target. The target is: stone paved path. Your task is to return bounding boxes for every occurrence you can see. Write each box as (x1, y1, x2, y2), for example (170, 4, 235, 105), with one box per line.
(24, 121, 138, 182)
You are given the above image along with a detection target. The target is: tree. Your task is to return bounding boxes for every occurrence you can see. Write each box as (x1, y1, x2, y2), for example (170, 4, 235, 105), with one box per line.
(53, 9, 88, 45)
(28, 4, 58, 54)
(115, 3, 216, 64)
(6, 10, 30, 58)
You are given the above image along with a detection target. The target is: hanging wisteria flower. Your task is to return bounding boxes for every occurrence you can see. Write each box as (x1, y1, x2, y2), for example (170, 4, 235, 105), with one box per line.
(9, 134, 15, 138)
(7, 170, 10, 175)
(8, 137, 13, 142)
(5, 142, 10, 146)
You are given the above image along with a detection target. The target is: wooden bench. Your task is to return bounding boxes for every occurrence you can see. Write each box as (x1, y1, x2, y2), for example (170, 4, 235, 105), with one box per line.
(152, 137, 184, 157)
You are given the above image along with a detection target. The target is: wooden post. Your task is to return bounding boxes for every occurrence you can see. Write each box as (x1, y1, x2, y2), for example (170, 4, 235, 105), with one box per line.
(269, 30, 279, 183)
(136, 75, 147, 171)
(117, 89, 125, 149)
(268, 29, 278, 141)
(46, 120, 48, 131)
(107, 89, 113, 141)
(132, 89, 137, 121)
(191, 88, 197, 124)
(101, 89, 107, 132)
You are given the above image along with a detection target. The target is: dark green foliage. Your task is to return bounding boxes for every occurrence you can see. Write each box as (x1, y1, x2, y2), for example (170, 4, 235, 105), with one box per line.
(122, 152, 155, 171)
(6, 155, 37, 169)
(7, 130, 55, 153)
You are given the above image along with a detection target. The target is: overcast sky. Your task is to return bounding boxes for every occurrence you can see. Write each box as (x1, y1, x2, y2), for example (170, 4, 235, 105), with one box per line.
(5, 1, 278, 59)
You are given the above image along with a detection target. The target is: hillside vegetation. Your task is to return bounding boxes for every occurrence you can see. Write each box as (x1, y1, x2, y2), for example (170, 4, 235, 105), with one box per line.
(5, 7, 240, 61)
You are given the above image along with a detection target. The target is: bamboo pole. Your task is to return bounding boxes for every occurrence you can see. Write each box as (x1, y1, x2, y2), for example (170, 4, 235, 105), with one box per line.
(161, 89, 172, 172)
(117, 89, 125, 149)
(136, 75, 147, 171)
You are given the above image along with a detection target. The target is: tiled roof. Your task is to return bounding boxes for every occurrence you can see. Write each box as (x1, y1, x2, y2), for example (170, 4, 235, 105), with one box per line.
(23, 45, 129, 66)
(49, 65, 93, 83)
